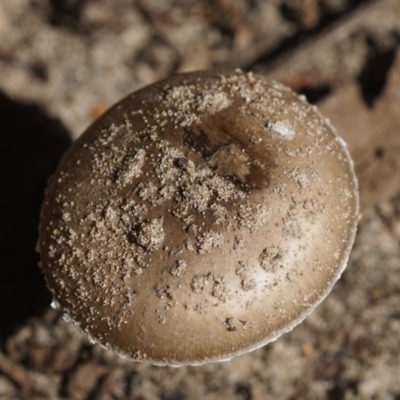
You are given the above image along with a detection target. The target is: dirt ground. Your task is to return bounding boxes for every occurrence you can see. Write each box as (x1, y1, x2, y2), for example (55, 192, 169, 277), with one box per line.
(1, 1, 400, 399)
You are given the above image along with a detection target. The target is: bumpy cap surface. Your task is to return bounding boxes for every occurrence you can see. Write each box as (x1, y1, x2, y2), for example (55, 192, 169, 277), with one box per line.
(39, 70, 359, 366)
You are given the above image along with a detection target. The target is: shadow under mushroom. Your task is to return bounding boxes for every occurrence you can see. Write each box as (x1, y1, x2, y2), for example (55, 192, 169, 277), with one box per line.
(0, 90, 72, 344)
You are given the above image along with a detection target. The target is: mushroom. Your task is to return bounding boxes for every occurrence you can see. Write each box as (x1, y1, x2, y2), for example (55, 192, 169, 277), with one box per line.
(38, 70, 359, 366)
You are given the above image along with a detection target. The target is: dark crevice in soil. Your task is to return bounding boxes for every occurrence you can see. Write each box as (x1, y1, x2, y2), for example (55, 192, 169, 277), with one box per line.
(161, 388, 187, 400)
(48, 0, 89, 33)
(299, 84, 332, 104)
(357, 40, 397, 107)
(235, 383, 252, 400)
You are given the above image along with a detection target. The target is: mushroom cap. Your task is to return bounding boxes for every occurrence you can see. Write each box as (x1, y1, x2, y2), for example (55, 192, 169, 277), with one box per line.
(39, 70, 359, 366)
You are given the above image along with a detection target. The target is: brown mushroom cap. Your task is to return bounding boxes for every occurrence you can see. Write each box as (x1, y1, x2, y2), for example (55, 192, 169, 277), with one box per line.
(39, 70, 359, 366)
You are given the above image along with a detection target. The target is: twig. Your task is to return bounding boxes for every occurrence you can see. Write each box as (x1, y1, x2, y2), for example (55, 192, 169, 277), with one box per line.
(258, 0, 399, 83)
